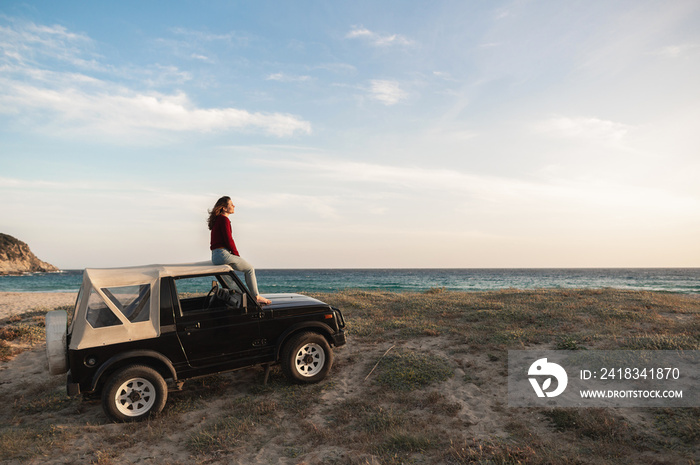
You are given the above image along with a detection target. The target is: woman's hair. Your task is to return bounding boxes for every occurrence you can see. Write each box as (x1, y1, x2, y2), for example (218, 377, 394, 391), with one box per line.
(207, 196, 231, 230)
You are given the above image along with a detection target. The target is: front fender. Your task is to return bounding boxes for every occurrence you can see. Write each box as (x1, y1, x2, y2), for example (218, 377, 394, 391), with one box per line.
(90, 350, 178, 392)
(274, 322, 335, 360)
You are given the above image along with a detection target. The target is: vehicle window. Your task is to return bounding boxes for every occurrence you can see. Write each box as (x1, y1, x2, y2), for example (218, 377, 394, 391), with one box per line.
(102, 284, 151, 323)
(174, 274, 244, 313)
(219, 274, 240, 292)
(86, 289, 122, 328)
(85, 284, 152, 328)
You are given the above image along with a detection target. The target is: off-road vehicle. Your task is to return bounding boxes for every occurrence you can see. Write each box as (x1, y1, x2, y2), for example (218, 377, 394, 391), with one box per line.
(45, 263, 346, 422)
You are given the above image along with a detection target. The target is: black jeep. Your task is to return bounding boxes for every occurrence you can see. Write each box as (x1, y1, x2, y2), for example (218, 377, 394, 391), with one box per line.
(45, 263, 346, 422)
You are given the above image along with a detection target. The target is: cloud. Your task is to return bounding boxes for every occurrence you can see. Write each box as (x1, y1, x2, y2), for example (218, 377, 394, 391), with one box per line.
(190, 53, 212, 62)
(0, 176, 215, 219)
(237, 192, 340, 220)
(0, 19, 311, 138)
(254, 155, 698, 218)
(266, 72, 312, 82)
(346, 26, 414, 47)
(258, 155, 524, 197)
(170, 27, 250, 47)
(0, 81, 311, 137)
(368, 80, 408, 105)
(533, 116, 632, 143)
(315, 62, 357, 75)
(432, 71, 457, 81)
(655, 42, 700, 58)
(0, 18, 102, 70)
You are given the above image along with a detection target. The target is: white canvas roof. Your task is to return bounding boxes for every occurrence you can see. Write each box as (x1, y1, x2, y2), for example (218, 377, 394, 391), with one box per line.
(70, 262, 233, 350)
(83, 262, 233, 287)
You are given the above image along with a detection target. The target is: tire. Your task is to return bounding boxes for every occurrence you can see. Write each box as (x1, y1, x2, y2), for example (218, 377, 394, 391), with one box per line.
(102, 365, 167, 422)
(281, 332, 333, 384)
(45, 310, 68, 375)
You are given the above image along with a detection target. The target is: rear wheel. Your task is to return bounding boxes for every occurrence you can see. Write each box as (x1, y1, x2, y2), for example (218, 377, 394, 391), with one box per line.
(281, 332, 333, 383)
(102, 365, 167, 422)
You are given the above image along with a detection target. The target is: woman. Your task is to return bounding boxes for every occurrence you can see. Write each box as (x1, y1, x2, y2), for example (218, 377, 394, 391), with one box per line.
(208, 196, 271, 305)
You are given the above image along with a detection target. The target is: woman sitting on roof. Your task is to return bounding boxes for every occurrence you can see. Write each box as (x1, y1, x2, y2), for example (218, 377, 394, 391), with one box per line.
(208, 196, 271, 305)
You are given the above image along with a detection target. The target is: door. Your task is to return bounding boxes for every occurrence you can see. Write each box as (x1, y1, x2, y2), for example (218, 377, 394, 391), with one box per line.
(172, 273, 263, 369)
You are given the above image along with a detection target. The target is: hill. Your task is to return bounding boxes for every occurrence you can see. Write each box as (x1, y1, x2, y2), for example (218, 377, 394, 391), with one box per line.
(0, 233, 59, 275)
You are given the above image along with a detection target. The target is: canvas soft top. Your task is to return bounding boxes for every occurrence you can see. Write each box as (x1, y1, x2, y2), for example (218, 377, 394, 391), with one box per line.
(83, 262, 233, 287)
(70, 262, 233, 350)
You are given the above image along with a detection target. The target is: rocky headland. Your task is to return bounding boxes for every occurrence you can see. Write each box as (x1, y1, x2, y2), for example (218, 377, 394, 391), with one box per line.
(0, 233, 59, 275)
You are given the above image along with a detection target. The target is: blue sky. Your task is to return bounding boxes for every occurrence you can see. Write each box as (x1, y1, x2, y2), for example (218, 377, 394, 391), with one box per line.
(1, 1, 699, 269)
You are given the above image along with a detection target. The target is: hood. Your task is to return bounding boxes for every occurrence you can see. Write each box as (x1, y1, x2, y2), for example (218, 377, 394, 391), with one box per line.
(263, 293, 327, 309)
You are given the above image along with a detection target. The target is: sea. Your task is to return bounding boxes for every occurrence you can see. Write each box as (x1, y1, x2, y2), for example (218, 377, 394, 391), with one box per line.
(1, 268, 699, 295)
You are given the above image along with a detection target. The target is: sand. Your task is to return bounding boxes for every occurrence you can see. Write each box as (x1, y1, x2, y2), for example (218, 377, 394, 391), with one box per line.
(0, 292, 77, 319)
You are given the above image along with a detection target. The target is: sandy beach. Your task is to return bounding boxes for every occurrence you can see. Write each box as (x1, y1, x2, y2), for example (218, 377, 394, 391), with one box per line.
(0, 292, 77, 319)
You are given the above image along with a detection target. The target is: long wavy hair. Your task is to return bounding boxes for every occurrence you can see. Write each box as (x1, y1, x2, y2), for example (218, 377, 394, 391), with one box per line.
(207, 196, 231, 230)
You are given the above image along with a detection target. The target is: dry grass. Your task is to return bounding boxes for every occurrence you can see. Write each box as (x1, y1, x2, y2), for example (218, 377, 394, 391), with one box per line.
(0, 289, 698, 464)
(0, 309, 47, 361)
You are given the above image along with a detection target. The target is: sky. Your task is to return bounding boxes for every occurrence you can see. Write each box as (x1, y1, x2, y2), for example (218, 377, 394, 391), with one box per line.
(1, 1, 699, 269)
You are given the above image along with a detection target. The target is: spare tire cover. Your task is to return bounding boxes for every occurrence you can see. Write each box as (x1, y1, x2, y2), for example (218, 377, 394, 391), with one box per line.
(45, 310, 68, 375)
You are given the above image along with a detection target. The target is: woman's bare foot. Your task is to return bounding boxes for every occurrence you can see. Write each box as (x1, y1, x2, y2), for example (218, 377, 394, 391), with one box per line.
(256, 295, 272, 305)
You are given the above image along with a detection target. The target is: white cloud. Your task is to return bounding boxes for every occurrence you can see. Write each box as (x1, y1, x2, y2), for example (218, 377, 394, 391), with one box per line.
(655, 42, 700, 58)
(315, 62, 357, 75)
(0, 80, 312, 137)
(368, 79, 408, 105)
(0, 19, 311, 138)
(170, 27, 250, 47)
(533, 116, 632, 143)
(259, 155, 530, 199)
(432, 71, 458, 81)
(255, 155, 698, 219)
(266, 72, 312, 82)
(0, 19, 103, 71)
(237, 193, 340, 220)
(346, 26, 414, 47)
(190, 53, 212, 62)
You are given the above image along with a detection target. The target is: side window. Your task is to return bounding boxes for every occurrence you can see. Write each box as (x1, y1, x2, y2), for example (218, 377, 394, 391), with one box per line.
(175, 274, 244, 313)
(86, 289, 121, 328)
(102, 284, 151, 323)
(85, 284, 152, 329)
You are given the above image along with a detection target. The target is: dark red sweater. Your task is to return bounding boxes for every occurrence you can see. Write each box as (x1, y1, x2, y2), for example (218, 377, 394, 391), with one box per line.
(210, 215, 240, 256)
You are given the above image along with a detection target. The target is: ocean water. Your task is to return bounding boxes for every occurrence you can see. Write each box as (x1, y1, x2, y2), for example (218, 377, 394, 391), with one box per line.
(1, 268, 699, 294)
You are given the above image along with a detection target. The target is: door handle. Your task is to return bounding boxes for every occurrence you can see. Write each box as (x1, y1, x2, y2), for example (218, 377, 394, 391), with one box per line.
(184, 322, 201, 331)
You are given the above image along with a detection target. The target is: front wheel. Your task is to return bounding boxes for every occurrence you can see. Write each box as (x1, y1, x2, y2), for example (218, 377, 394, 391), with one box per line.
(281, 332, 333, 383)
(102, 365, 167, 422)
